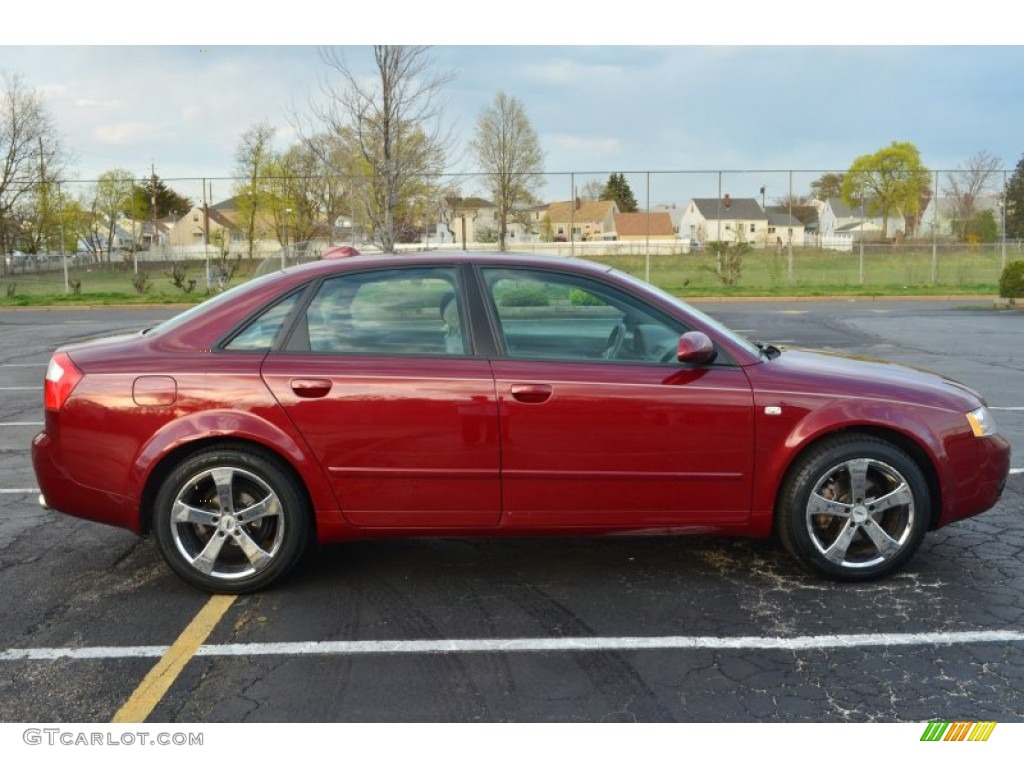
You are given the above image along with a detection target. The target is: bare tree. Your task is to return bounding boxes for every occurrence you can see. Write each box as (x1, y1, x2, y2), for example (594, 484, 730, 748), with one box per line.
(472, 91, 544, 252)
(233, 121, 277, 259)
(578, 179, 605, 201)
(307, 46, 453, 253)
(0, 73, 66, 274)
(945, 150, 1001, 240)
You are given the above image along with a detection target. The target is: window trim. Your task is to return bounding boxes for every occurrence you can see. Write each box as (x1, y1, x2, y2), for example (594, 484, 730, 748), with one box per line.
(276, 264, 474, 359)
(477, 265, 725, 367)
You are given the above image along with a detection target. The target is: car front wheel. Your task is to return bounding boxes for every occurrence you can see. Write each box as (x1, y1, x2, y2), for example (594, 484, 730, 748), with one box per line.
(153, 446, 310, 593)
(776, 435, 931, 581)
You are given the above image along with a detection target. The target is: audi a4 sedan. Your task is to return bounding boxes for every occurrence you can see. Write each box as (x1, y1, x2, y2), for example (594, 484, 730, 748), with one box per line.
(33, 253, 1010, 592)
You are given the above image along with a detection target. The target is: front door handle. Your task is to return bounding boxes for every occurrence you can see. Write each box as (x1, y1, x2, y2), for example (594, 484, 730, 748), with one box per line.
(290, 378, 333, 398)
(510, 383, 553, 404)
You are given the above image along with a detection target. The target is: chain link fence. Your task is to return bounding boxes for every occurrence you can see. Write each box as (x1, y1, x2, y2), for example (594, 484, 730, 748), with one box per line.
(2, 170, 1020, 297)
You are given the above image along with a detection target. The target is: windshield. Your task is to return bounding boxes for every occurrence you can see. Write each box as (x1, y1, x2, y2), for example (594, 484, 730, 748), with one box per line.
(611, 269, 763, 358)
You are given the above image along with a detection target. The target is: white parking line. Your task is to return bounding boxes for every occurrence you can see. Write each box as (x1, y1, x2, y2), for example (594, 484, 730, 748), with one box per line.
(0, 387, 40, 391)
(0, 489, 40, 494)
(4, 629, 1024, 661)
(991, 407, 1024, 411)
(0, 422, 42, 427)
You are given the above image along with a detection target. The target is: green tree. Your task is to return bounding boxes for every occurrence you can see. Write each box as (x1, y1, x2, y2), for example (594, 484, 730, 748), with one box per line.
(964, 209, 998, 243)
(602, 173, 638, 212)
(841, 141, 930, 241)
(300, 133, 353, 247)
(1005, 154, 1024, 239)
(233, 121, 278, 259)
(810, 172, 844, 201)
(1000, 260, 1024, 301)
(133, 174, 191, 219)
(88, 169, 138, 261)
(472, 91, 545, 251)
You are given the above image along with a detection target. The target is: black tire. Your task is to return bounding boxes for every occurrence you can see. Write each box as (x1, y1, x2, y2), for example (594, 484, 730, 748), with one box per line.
(775, 434, 930, 581)
(152, 445, 311, 593)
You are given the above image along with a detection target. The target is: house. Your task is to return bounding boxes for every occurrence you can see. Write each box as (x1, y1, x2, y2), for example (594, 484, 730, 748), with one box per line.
(137, 217, 176, 250)
(918, 194, 1003, 239)
(764, 209, 806, 248)
(166, 201, 242, 249)
(543, 199, 619, 241)
(816, 198, 861, 239)
(77, 222, 136, 257)
(438, 197, 498, 244)
(679, 197, 767, 246)
(650, 203, 685, 237)
(613, 212, 676, 241)
(817, 197, 903, 241)
(438, 197, 545, 245)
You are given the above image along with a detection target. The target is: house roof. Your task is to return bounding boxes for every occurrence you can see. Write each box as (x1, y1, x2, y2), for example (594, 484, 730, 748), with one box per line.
(446, 196, 495, 209)
(836, 220, 882, 233)
(206, 209, 237, 230)
(767, 205, 818, 226)
(826, 197, 858, 218)
(545, 199, 618, 223)
(691, 198, 766, 221)
(613, 212, 674, 237)
(210, 196, 241, 211)
(766, 211, 803, 227)
(651, 203, 684, 227)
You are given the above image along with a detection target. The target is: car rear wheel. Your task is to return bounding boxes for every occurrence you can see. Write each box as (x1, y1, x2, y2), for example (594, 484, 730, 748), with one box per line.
(153, 446, 310, 593)
(776, 435, 930, 581)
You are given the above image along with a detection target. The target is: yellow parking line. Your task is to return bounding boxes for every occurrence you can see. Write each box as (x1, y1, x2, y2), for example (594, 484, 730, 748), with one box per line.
(111, 594, 236, 723)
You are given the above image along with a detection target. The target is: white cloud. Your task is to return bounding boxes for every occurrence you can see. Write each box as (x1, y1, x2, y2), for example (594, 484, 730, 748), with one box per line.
(547, 134, 623, 162)
(521, 58, 626, 87)
(75, 98, 122, 108)
(93, 122, 159, 146)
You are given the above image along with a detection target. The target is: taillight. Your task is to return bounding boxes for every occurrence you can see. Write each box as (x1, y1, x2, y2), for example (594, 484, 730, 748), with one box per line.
(44, 352, 83, 411)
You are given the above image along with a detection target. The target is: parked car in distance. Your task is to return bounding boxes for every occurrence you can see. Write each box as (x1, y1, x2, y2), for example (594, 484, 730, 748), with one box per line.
(33, 253, 1011, 592)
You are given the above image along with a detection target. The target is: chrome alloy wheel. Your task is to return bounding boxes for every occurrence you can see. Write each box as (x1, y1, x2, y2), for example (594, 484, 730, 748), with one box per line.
(804, 457, 916, 570)
(168, 466, 286, 581)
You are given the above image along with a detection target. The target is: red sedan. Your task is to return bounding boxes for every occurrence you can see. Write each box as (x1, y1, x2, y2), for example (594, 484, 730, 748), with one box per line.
(32, 253, 1011, 592)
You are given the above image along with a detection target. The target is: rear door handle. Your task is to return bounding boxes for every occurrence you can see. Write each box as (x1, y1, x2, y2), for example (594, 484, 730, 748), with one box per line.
(290, 378, 333, 398)
(510, 383, 553, 404)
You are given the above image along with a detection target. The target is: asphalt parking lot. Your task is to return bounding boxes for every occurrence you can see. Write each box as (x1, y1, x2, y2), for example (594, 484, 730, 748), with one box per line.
(0, 299, 1021, 723)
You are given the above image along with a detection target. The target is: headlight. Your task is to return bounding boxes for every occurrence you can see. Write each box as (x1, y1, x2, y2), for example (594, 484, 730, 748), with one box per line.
(966, 406, 998, 438)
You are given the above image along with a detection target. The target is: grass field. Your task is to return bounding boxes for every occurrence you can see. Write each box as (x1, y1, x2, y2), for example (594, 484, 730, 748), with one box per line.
(0, 245, 1020, 307)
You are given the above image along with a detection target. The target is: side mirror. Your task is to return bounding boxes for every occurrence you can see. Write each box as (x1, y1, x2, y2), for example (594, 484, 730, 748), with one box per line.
(676, 331, 717, 365)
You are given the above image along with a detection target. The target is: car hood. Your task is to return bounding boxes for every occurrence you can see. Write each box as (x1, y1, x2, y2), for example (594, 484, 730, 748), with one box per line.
(754, 348, 984, 411)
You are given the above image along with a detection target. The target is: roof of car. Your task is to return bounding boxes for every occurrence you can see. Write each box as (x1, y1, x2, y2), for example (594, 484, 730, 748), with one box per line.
(279, 251, 618, 279)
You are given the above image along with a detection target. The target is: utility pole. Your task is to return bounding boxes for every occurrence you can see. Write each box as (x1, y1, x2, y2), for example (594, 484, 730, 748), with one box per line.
(203, 179, 211, 290)
(151, 165, 158, 264)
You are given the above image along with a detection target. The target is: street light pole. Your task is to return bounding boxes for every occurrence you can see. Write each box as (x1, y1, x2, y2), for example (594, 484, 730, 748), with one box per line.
(859, 195, 865, 284)
(1002, 170, 1008, 271)
(59, 181, 69, 294)
(282, 208, 291, 270)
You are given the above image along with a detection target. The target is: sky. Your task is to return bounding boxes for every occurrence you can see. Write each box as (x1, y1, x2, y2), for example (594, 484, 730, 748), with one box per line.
(1, 2, 1022, 208)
